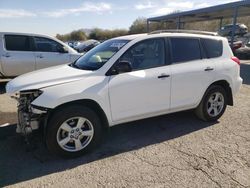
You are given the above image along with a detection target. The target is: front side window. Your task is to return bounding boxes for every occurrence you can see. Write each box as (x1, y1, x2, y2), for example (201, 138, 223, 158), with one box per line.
(73, 39, 129, 71)
(170, 38, 201, 63)
(5, 35, 31, 51)
(119, 38, 165, 70)
(34, 37, 63, 52)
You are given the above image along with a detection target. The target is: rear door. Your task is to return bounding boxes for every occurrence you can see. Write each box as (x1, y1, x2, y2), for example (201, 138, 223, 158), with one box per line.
(169, 37, 215, 110)
(1, 34, 35, 76)
(33, 36, 70, 70)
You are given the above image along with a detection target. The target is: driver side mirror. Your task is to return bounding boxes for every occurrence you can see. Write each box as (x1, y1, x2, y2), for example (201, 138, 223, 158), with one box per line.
(108, 61, 132, 75)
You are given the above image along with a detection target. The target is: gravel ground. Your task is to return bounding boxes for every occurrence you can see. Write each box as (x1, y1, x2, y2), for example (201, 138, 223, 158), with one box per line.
(0, 62, 250, 188)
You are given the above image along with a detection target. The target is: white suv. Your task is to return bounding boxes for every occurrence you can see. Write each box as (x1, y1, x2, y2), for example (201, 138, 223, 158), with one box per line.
(6, 31, 242, 158)
(0, 32, 82, 78)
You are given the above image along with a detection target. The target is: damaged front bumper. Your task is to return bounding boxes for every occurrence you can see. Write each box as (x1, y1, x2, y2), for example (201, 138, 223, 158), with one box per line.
(16, 105, 48, 135)
(13, 90, 49, 135)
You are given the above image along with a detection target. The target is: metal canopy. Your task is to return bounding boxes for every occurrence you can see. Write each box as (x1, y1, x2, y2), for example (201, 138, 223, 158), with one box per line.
(147, 0, 250, 47)
(148, 0, 250, 23)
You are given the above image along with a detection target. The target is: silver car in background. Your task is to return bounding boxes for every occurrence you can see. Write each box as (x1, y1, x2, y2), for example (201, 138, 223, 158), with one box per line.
(218, 23, 248, 36)
(0, 32, 82, 78)
(74, 39, 100, 53)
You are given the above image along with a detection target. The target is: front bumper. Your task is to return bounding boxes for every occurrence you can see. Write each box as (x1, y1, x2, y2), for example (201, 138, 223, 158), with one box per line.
(17, 105, 50, 135)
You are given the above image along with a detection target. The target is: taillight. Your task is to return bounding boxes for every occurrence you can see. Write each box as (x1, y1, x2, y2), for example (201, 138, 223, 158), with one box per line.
(231, 56, 240, 65)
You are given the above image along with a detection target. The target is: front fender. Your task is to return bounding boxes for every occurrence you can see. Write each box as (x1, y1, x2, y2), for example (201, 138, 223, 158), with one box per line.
(31, 76, 112, 124)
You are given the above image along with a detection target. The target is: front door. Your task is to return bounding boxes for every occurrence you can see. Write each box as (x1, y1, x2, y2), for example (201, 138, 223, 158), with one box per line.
(33, 36, 70, 70)
(108, 38, 171, 122)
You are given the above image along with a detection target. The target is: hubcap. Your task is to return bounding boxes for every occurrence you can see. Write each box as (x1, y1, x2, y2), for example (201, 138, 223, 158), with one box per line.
(207, 92, 224, 117)
(56, 117, 94, 152)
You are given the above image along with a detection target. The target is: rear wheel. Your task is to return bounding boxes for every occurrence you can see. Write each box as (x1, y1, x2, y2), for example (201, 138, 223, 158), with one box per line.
(46, 105, 103, 158)
(195, 85, 227, 121)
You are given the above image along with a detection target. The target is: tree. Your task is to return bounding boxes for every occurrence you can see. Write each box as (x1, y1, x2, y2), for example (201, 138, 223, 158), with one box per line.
(128, 17, 176, 34)
(129, 17, 147, 34)
(56, 30, 87, 41)
(70, 30, 87, 41)
(89, 28, 128, 41)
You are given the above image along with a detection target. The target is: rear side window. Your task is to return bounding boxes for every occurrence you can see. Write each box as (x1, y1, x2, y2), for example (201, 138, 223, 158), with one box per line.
(201, 38, 222, 58)
(5, 35, 31, 51)
(34, 37, 63, 52)
(170, 38, 201, 63)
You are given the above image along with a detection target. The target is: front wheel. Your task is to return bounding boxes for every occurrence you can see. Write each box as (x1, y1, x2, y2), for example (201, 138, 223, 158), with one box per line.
(195, 85, 227, 121)
(46, 105, 103, 158)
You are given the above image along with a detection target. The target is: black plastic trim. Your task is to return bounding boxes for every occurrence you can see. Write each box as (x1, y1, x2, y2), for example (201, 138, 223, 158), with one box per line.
(31, 104, 51, 112)
(0, 71, 5, 78)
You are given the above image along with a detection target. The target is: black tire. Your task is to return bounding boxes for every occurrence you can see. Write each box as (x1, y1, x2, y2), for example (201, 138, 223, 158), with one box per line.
(195, 85, 227, 121)
(46, 105, 103, 158)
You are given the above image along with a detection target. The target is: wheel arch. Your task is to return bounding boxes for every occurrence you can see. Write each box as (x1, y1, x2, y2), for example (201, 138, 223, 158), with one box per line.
(0, 72, 5, 78)
(45, 99, 110, 133)
(0, 67, 5, 78)
(207, 80, 233, 106)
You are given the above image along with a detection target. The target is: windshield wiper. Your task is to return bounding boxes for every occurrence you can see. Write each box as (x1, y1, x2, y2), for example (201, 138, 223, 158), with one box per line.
(69, 63, 80, 69)
(69, 63, 98, 71)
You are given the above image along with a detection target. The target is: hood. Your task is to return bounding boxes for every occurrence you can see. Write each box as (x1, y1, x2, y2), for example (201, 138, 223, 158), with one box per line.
(6, 64, 92, 94)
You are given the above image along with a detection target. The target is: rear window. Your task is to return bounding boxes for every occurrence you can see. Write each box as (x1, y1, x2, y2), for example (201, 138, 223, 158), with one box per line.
(170, 38, 201, 63)
(5, 35, 31, 51)
(201, 38, 222, 58)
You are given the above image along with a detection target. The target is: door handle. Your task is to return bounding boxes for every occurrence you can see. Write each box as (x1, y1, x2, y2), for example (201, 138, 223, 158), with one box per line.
(204, 67, 214, 71)
(2, 54, 11, 58)
(158, 74, 170, 79)
(37, 55, 44, 58)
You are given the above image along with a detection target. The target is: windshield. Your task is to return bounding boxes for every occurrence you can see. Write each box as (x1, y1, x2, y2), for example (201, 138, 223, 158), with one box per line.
(73, 39, 130, 70)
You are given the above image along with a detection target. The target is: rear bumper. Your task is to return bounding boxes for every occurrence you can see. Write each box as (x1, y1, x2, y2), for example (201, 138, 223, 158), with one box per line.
(232, 77, 243, 95)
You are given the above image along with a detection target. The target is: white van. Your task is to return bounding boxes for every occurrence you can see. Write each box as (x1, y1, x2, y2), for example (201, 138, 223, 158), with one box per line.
(0, 32, 82, 77)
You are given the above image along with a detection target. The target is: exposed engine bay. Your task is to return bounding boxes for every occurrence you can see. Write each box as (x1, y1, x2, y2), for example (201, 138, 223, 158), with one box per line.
(13, 90, 46, 135)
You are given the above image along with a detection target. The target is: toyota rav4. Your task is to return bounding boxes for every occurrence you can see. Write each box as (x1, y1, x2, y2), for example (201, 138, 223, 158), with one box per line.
(6, 30, 243, 158)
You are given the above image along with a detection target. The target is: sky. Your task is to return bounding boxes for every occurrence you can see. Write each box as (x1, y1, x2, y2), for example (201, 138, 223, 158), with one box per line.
(0, 0, 237, 36)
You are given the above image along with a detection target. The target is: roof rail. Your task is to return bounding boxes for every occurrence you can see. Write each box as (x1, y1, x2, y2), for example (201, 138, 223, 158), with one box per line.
(149, 30, 218, 36)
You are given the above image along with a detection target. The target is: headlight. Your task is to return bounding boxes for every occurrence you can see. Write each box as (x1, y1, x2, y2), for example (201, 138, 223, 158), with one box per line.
(19, 89, 43, 103)
(20, 89, 43, 97)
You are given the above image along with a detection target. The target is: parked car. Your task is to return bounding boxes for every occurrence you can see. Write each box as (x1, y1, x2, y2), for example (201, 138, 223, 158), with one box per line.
(6, 31, 242, 158)
(74, 39, 100, 53)
(232, 41, 243, 51)
(65, 41, 74, 48)
(0, 32, 82, 78)
(66, 41, 82, 49)
(234, 38, 250, 59)
(218, 23, 248, 36)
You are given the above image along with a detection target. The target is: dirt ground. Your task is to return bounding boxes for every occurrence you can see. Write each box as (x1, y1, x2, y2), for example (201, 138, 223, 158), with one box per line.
(0, 62, 250, 188)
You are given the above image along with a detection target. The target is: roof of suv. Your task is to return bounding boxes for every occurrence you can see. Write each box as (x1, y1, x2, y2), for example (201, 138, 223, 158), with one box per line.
(114, 31, 225, 41)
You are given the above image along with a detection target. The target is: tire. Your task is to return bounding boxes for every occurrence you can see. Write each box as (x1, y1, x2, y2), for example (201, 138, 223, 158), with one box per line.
(195, 85, 227, 122)
(46, 105, 103, 158)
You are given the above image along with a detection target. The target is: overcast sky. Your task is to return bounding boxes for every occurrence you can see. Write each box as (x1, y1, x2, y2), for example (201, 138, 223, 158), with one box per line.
(0, 0, 237, 36)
